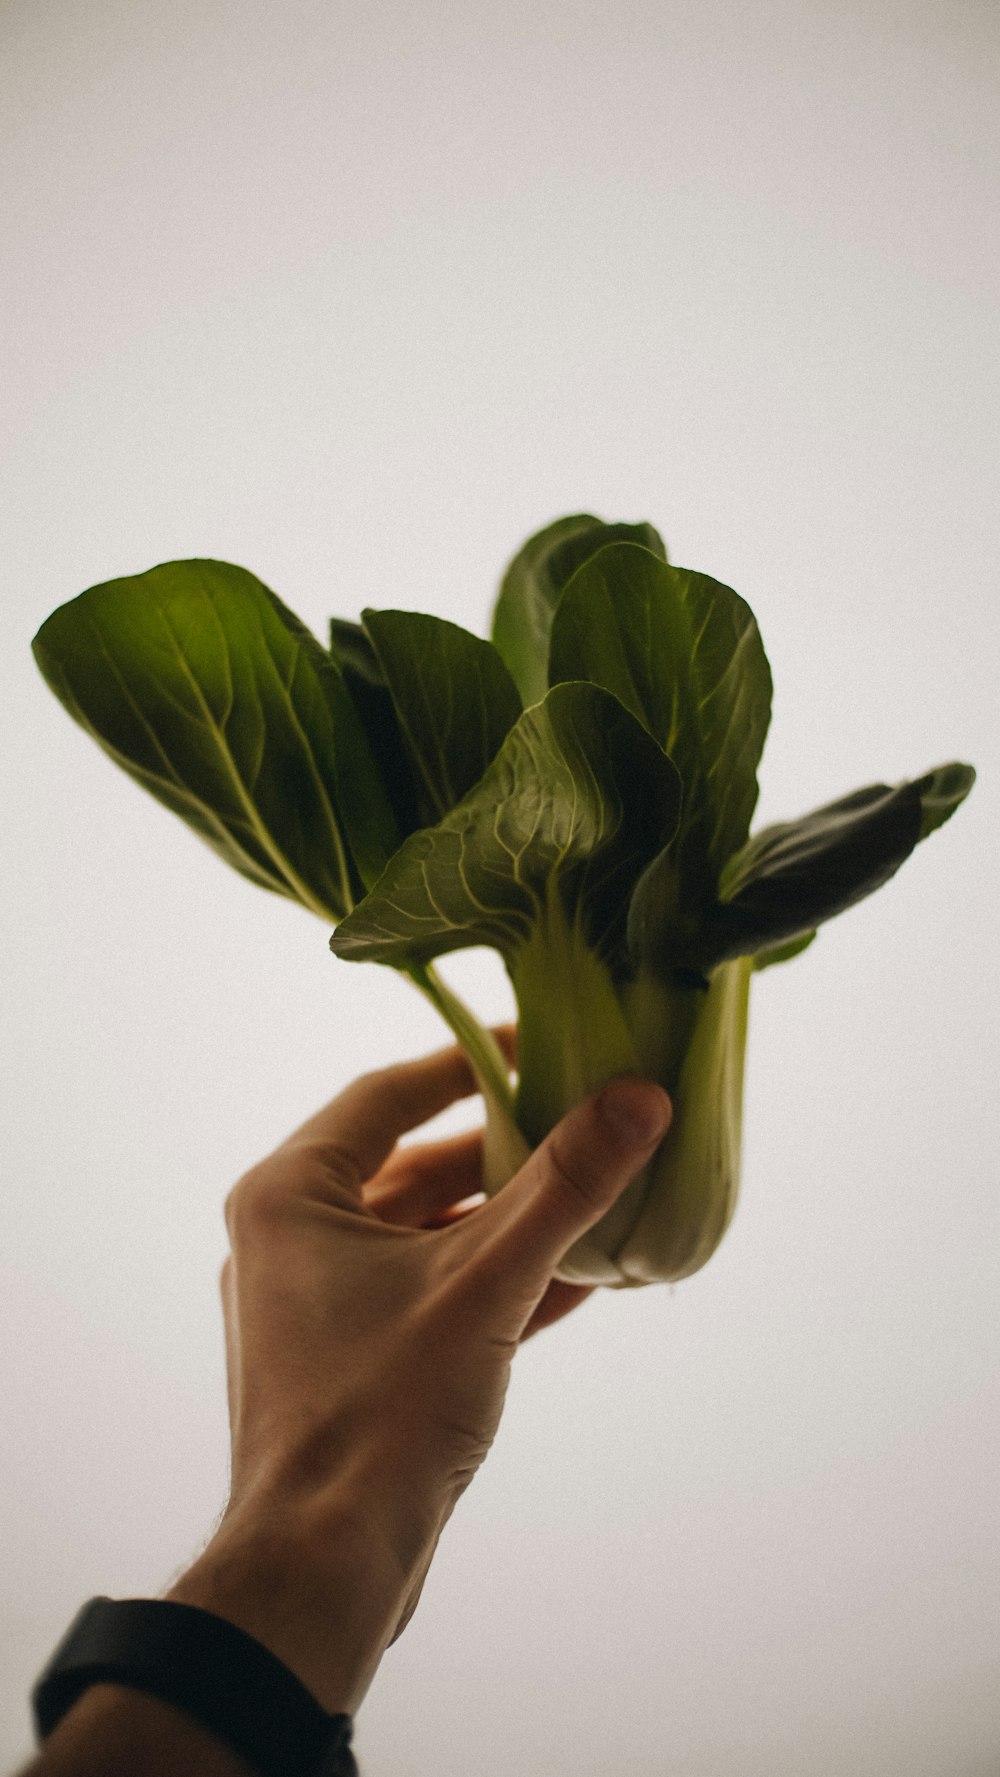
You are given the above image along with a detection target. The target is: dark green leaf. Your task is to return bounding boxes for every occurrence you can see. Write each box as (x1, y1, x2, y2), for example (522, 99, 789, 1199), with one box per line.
(491, 515, 667, 707)
(328, 615, 423, 843)
(328, 615, 384, 686)
(699, 762, 976, 968)
(329, 681, 682, 971)
(550, 543, 772, 910)
(361, 610, 522, 827)
(752, 930, 817, 972)
(917, 760, 978, 839)
(32, 560, 397, 919)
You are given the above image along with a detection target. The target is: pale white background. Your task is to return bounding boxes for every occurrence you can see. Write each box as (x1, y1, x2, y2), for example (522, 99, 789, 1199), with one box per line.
(2, 2, 997, 1771)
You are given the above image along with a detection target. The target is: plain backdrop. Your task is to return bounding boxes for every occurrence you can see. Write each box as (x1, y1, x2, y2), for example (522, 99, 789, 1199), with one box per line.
(2, 2, 998, 1772)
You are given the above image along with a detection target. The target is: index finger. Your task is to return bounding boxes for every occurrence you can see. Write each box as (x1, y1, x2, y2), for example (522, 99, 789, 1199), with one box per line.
(280, 1025, 516, 1191)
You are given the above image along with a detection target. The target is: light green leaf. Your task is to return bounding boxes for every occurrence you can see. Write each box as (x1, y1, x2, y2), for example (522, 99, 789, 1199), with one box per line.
(361, 610, 522, 827)
(700, 762, 976, 968)
(550, 543, 772, 911)
(491, 515, 667, 708)
(329, 680, 682, 971)
(32, 559, 396, 919)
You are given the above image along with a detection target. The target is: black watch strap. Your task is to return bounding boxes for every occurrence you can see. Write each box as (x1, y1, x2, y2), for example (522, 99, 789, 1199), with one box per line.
(31, 1597, 357, 1777)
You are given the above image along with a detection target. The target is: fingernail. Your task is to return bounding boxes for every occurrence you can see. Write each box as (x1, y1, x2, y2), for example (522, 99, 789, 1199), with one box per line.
(596, 1077, 672, 1147)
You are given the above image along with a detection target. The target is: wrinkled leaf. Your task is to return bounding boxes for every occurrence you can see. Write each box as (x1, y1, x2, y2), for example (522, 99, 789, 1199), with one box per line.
(330, 681, 682, 970)
(491, 514, 667, 707)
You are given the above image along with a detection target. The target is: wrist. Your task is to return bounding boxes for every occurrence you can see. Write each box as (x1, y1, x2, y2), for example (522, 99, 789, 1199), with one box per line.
(166, 1488, 411, 1716)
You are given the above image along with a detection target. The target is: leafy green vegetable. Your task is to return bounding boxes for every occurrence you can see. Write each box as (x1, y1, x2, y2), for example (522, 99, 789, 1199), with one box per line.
(492, 515, 667, 707)
(32, 559, 396, 916)
(32, 520, 975, 1286)
(360, 609, 522, 826)
(549, 542, 772, 939)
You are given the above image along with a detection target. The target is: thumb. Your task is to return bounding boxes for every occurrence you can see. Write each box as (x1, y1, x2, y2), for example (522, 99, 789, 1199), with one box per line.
(479, 1075, 672, 1288)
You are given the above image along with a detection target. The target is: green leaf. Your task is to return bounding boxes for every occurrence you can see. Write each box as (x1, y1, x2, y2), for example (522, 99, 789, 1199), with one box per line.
(361, 610, 522, 827)
(32, 559, 396, 920)
(916, 759, 978, 839)
(327, 615, 384, 686)
(491, 515, 667, 708)
(550, 543, 772, 912)
(700, 762, 976, 968)
(328, 615, 423, 844)
(329, 680, 683, 971)
(752, 930, 817, 971)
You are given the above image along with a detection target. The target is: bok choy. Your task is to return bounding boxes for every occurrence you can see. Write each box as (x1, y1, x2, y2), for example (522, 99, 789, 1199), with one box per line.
(32, 516, 974, 1287)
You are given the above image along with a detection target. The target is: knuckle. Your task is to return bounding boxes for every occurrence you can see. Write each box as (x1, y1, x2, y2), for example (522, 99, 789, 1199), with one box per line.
(223, 1168, 287, 1241)
(291, 1135, 367, 1190)
(351, 1062, 392, 1102)
(222, 1182, 244, 1241)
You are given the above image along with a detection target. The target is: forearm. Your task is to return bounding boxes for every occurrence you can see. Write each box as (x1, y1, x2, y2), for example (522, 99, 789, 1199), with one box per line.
(20, 1487, 417, 1777)
(163, 1487, 416, 1715)
(17, 1682, 255, 1777)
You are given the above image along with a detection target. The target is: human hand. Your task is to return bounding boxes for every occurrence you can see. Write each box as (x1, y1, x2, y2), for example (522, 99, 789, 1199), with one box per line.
(167, 1032, 671, 1715)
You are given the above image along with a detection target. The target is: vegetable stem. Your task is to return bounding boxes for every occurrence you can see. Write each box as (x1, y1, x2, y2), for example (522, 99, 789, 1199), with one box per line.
(405, 961, 517, 1118)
